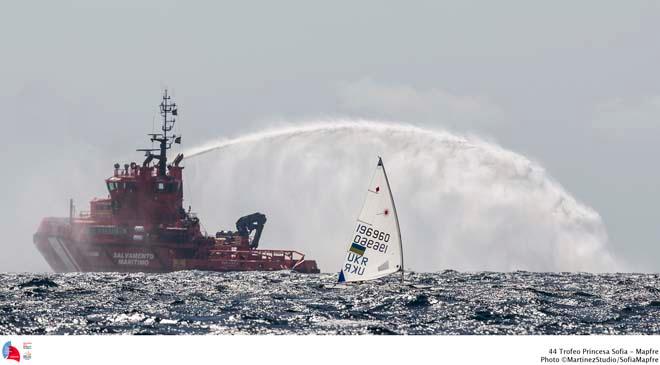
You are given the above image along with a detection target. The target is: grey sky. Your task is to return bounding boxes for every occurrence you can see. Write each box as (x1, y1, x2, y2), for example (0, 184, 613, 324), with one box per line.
(1, 1, 659, 272)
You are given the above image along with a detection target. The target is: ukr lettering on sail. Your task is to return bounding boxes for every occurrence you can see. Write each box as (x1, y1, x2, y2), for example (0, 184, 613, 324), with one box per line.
(344, 252, 368, 275)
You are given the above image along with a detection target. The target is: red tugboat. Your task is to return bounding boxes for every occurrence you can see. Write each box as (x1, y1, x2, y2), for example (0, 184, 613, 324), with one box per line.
(33, 91, 320, 274)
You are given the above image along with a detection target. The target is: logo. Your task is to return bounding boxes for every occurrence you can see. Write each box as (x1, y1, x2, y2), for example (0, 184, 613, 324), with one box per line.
(2, 342, 20, 362)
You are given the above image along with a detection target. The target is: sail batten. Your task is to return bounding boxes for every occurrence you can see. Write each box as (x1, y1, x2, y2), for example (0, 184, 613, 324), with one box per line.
(338, 157, 403, 283)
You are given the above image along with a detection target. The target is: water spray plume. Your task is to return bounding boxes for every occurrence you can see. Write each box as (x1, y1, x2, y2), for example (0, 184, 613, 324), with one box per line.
(184, 120, 620, 273)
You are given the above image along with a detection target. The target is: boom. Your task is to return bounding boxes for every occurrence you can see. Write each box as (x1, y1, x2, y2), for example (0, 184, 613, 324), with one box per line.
(235, 212, 267, 249)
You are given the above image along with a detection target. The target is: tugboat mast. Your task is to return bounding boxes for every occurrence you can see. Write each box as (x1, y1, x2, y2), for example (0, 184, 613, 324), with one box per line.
(138, 90, 180, 176)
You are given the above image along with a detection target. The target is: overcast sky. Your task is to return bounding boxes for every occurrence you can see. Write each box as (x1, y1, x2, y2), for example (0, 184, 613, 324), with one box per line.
(1, 1, 659, 272)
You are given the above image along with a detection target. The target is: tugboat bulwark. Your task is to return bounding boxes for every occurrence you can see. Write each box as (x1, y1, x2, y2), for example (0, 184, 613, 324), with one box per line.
(33, 91, 320, 274)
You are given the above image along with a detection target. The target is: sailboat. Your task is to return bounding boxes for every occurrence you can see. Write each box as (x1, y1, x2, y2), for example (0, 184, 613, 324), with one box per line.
(338, 157, 404, 283)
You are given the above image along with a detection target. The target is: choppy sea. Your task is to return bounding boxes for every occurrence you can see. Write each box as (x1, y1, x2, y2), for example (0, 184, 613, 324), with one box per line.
(1, 271, 659, 335)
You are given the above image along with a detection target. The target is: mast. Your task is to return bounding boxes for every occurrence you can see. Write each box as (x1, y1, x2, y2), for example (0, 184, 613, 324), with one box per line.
(138, 90, 180, 175)
(378, 157, 404, 283)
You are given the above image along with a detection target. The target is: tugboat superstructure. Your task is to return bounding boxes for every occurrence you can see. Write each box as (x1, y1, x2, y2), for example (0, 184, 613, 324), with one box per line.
(33, 91, 319, 274)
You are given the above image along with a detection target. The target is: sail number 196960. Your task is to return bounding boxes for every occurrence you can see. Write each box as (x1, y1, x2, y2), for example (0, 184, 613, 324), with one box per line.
(354, 224, 390, 253)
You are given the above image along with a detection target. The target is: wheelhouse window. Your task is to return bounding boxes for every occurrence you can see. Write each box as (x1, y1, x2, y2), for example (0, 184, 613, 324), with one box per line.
(107, 182, 117, 192)
(167, 182, 180, 192)
(155, 181, 180, 193)
(125, 181, 137, 192)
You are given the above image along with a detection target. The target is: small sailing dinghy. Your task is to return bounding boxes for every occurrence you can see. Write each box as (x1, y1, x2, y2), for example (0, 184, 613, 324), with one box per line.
(338, 157, 404, 283)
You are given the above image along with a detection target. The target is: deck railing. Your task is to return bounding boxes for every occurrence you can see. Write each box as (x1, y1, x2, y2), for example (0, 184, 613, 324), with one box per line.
(208, 248, 305, 262)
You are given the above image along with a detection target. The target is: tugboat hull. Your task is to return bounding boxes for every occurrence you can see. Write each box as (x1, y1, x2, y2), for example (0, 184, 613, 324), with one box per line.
(34, 218, 320, 274)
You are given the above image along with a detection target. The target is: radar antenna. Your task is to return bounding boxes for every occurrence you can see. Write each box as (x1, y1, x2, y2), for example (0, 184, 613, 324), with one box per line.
(137, 89, 182, 176)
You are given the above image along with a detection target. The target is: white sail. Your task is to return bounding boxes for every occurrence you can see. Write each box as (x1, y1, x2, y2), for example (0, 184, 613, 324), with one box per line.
(338, 157, 403, 283)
